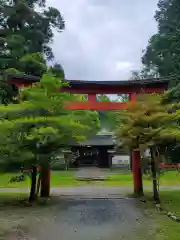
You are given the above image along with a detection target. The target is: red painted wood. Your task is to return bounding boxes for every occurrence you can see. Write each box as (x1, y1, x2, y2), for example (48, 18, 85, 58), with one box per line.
(10, 77, 166, 95)
(10, 82, 32, 88)
(159, 164, 180, 169)
(40, 166, 50, 197)
(129, 92, 136, 102)
(23, 168, 40, 173)
(132, 150, 143, 195)
(9, 79, 24, 84)
(130, 92, 143, 195)
(61, 87, 165, 94)
(88, 94, 97, 102)
(18, 83, 165, 94)
(64, 101, 131, 110)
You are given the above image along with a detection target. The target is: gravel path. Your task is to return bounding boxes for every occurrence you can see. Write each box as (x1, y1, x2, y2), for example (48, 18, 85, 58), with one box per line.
(1, 185, 160, 240)
(0, 168, 173, 239)
(0, 185, 179, 195)
(12, 197, 155, 240)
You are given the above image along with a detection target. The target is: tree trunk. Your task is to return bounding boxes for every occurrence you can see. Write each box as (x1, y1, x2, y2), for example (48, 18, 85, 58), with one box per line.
(66, 163, 69, 171)
(66, 159, 69, 171)
(150, 148, 160, 203)
(36, 173, 41, 197)
(29, 165, 37, 202)
(40, 164, 50, 198)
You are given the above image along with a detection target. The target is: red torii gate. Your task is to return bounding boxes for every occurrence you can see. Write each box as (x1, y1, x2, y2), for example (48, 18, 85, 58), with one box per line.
(7, 74, 169, 195)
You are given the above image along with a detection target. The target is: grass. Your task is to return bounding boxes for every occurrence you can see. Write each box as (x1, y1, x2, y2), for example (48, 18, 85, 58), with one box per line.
(101, 170, 180, 186)
(0, 170, 81, 188)
(159, 191, 180, 215)
(0, 169, 180, 188)
(157, 170, 180, 186)
(0, 192, 28, 201)
(155, 214, 180, 240)
(141, 190, 180, 240)
(157, 191, 180, 240)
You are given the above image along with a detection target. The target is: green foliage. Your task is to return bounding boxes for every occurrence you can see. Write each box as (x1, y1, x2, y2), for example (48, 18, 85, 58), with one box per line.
(0, 74, 18, 104)
(142, 0, 180, 86)
(49, 63, 65, 79)
(116, 94, 178, 150)
(19, 53, 47, 77)
(0, 0, 65, 74)
(164, 83, 180, 104)
(142, 0, 180, 163)
(0, 73, 100, 168)
(129, 67, 159, 80)
(128, 0, 180, 165)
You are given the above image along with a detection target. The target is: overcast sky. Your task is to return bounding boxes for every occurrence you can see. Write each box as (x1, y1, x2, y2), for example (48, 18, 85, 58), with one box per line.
(47, 0, 158, 81)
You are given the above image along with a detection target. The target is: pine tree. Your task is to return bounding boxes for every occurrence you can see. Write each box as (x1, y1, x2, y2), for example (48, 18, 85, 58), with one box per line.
(0, 72, 100, 200)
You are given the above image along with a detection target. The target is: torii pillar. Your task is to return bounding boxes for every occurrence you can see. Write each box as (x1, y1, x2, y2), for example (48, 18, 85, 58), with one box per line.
(129, 93, 143, 196)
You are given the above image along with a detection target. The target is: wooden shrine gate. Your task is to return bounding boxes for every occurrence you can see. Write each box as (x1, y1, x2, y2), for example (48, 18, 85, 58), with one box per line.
(7, 74, 170, 195)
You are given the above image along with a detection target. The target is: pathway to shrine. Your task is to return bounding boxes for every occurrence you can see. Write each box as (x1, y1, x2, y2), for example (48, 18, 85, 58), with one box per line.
(3, 193, 157, 240)
(1, 168, 178, 239)
(34, 198, 156, 240)
(76, 166, 106, 181)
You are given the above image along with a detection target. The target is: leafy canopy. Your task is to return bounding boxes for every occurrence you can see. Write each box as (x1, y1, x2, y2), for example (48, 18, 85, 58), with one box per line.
(0, 73, 100, 168)
(142, 0, 180, 86)
(115, 93, 180, 151)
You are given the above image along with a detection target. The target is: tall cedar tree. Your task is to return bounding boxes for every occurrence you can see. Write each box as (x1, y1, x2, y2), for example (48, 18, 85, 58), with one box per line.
(0, 0, 65, 73)
(142, 0, 180, 86)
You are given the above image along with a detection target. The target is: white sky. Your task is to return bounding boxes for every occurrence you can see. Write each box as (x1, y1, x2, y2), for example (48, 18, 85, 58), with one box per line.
(47, 0, 158, 81)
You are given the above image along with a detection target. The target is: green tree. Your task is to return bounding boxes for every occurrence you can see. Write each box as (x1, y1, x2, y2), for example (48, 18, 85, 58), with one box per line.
(19, 53, 47, 77)
(0, 73, 100, 201)
(129, 67, 159, 80)
(49, 63, 65, 79)
(0, 0, 65, 73)
(0, 53, 47, 109)
(141, 0, 180, 166)
(116, 93, 178, 200)
(0, 73, 19, 104)
(142, 0, 180, 86)
(161, 82, 180, 164)
(0, 0, 66, 105)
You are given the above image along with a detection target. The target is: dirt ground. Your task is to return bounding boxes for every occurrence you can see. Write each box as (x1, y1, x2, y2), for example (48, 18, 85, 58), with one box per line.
(0, 195, 157, 240)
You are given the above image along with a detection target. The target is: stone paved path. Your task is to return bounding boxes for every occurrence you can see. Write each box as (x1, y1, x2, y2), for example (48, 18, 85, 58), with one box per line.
(76, 167, 106, 180)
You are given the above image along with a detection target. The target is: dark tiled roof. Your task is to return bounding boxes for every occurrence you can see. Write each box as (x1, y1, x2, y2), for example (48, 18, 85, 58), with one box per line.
(6, 73, 39, 83)
(6, 73, 170, 87)
(67, 78, 169, 86)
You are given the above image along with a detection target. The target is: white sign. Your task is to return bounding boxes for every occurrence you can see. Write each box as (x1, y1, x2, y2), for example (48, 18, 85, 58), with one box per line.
(112, 155, 130, 165)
